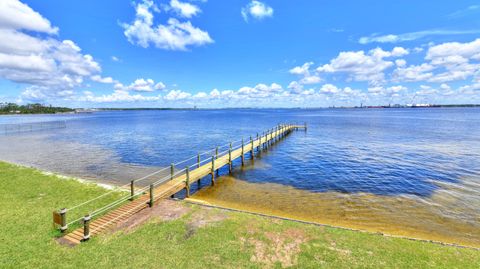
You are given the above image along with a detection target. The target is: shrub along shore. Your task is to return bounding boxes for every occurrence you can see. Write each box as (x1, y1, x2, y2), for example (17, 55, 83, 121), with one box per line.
(0, 161, 479, 268)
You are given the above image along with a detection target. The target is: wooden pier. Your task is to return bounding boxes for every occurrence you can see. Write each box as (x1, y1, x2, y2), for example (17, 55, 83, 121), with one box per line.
(55, 124, 306, 245)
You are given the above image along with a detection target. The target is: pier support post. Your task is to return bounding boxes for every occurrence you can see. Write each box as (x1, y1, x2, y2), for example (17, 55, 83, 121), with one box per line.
(250, 136, 254, 158)
(269, 130, 271, 145)
(149, 184, 154, 207)
(129, 180, 135, 201)
(211, 156, 215, 186)
(267, 130, 270, 147)
(82, 215, 91, 242)
(215, 147, 219, 176)
(228, 142, 232, 173)
(185, 166, 190, 198)
(262, 132, 266, 150)
(259, 133, 262, 151)
(169, 164, 175, 198)
(241, 138, 245, 166)
(59, 208, 67, 233)
(265, 132, 268, 148)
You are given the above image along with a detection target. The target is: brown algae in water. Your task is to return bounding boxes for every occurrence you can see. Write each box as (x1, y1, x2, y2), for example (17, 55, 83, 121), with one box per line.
(192, 175, 480, 248)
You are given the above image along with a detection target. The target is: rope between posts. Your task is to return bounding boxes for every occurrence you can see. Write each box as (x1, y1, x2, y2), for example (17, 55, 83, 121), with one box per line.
(90, 166, 189, 219)
(67, 216, 87, 227)
(90, 188, 147, 218)
(96, 165, 188, 217)
(68, 166, 170, 211)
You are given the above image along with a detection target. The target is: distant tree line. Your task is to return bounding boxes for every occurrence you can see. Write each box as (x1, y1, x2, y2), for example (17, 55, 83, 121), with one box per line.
(0, 103, 74, 114)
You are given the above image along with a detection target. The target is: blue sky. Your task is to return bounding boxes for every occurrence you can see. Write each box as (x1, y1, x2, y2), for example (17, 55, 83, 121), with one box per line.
(0, 0, 479, 108)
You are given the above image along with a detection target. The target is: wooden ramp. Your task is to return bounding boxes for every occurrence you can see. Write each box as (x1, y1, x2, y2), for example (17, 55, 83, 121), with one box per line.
(58, 124, 306, 245)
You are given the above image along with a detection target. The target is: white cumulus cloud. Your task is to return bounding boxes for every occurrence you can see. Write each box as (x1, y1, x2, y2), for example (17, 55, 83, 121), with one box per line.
(122, 0, 213, 51)
(0, 1, 102, 103)
(0, 0, 58, 34)
(91, 75, 117, 84)
(393, 38, 480, 83)
(169, 0, 201, 18)
(241, 1, 273, 22)
(316, 47, 408, 85)
(289, 62, 314, 75)
(115, 78, 166, 92)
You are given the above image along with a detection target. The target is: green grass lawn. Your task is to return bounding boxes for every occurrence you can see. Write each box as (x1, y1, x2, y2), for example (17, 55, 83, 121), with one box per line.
(0, 161, 479, 268)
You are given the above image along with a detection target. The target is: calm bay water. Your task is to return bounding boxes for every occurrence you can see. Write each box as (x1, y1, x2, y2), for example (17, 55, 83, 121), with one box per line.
(1, 108, 479, 247)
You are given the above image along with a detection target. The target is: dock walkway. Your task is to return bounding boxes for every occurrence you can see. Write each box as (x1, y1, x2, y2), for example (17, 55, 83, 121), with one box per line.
(55, 124, 306, 245)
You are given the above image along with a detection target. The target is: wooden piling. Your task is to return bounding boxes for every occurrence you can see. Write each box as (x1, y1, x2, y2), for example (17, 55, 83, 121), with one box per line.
(228, 142, 232, 173)
(259, 132, 263, 150)
(149, 184, 154, 207)
(263, 132, 266, 149)
(211, 156, 215, 186)
(250, 136, 254, 158)
(215, 147, 219, 175)
(185, 166, 190, 198)
(82, 215, 91, 241)
(241, 138, 245, 166)
(129, 180, 135, 201)
(59, 208, 67, 233)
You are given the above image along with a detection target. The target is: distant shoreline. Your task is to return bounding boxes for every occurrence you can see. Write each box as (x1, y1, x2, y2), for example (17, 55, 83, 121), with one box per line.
(0, 104, 479, 116)
(88, 104, 480, 111)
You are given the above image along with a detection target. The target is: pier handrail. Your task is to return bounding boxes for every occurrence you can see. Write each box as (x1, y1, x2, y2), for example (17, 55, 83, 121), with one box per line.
(66, 138, 245, 213)
(57, 123, 304, 229)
